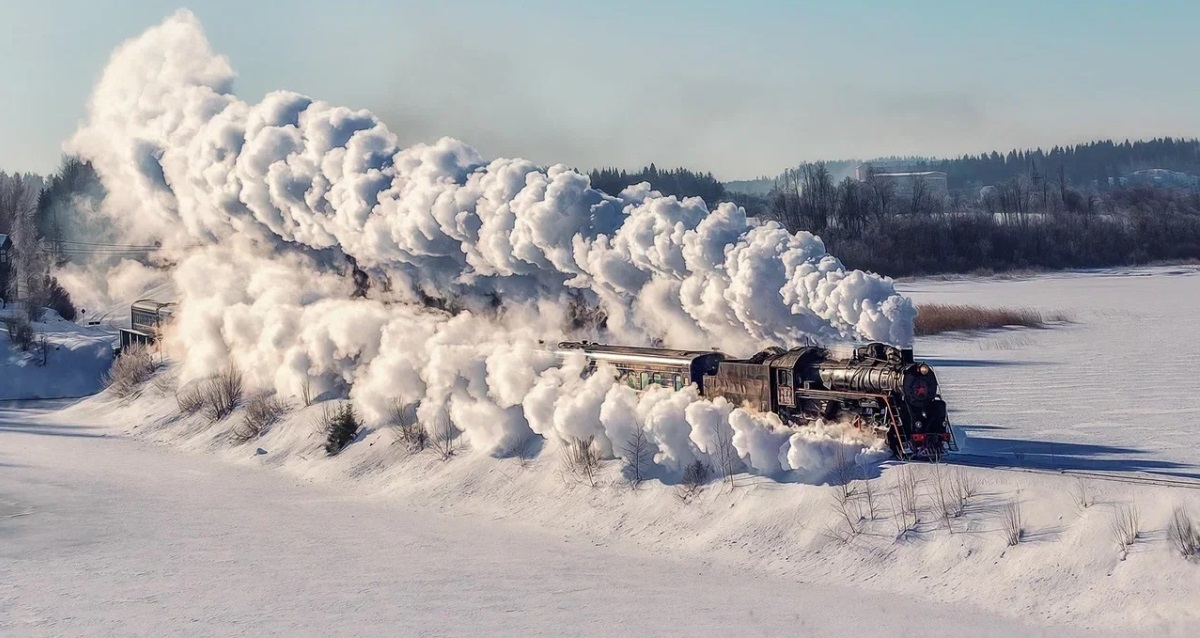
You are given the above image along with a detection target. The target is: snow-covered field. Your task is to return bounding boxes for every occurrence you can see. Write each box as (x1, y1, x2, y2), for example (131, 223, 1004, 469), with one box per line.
(902, 265, 1200, 477)
(0, 308, 114, 401)
(3, 266, 1200, 636)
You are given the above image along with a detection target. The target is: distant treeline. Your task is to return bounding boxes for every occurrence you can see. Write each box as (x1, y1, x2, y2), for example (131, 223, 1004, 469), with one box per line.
(917, 137, 1200, 194)
(588, 164, 728, 204)
(588, 147, 1200, 277)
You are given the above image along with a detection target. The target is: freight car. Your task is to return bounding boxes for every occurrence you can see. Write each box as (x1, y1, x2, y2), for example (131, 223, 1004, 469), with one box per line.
(554, 340, 956, 460)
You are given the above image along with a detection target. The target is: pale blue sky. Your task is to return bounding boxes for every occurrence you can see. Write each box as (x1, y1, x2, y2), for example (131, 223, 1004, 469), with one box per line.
(2, 0, 1198, 179)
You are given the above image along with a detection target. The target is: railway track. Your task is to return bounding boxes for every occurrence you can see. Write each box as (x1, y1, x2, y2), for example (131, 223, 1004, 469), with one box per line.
(943, 452, 1200, 490)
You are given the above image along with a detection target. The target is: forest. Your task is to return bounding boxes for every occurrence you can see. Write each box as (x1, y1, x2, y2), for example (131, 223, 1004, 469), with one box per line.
(593, 139, 1200, 277)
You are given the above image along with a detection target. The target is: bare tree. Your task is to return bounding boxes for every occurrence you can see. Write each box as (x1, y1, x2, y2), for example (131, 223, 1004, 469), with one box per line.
(864, 167, 896, 220)
(710, 421, 737, 488)
(0, 173, 41, 308)
(620, 428, 652, 486)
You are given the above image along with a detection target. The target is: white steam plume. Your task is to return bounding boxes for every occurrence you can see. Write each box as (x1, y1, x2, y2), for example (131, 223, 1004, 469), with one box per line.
(67, 10, 907, 481)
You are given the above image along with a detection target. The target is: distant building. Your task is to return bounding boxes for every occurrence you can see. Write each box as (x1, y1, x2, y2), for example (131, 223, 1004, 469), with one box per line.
(855, 163, 949, 199)
(0, 233, 12, 302)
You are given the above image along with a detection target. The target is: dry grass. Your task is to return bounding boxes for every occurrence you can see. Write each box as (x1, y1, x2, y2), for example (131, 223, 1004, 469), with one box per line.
(200, 367, 244, 423)
(104, 344, 156, 398)
(231, 393, 289, 443)
(1168, 508, 1199, 558)
(560, 435, 603, 488)
(914, 304, 1071, 336)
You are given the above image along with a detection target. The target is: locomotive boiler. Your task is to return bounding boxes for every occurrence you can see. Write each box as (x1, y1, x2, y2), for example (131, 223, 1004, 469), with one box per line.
(555, 340, 955, 460)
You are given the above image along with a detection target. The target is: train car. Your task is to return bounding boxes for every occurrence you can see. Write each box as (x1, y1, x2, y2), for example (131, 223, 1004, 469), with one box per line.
(553, 340, 955, 460)
(554, 342, 723, 393)
(118, 299, 176, 354)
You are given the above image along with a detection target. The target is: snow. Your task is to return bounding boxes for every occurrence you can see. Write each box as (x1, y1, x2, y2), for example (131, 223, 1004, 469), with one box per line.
(0, 306, 115, 401)
(5, 270, 1200, 635)
(1, 402, 1041, 637)
(900, 265, 1200, 477)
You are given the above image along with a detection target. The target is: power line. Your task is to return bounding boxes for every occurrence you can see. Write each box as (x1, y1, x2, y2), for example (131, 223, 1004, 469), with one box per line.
(58, 240, 164, 248)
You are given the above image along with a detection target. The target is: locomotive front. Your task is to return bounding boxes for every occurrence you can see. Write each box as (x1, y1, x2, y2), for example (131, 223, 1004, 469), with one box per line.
(899, 361, 952, 457)
(801, 343, 955, 459)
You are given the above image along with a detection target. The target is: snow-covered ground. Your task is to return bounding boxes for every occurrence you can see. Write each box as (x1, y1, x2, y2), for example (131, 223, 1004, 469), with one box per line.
(901, 264, 1200, 477)
(0, 307, 115, 401)
(1, 402, 1042, 637)
(3, 266, 1200, 636)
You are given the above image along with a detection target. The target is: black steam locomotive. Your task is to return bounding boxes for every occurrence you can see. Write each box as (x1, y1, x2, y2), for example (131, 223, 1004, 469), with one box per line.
(554, 340, 956, 460)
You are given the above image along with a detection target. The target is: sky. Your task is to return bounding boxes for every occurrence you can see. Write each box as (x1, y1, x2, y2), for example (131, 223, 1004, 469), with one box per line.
(2, 0, 1199, 180)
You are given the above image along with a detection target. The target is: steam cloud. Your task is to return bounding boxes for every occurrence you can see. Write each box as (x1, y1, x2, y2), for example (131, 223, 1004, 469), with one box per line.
(66, 10, 910, 480)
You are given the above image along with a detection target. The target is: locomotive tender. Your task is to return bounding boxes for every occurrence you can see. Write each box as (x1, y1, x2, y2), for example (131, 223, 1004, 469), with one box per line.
(555, 340, 956, 460)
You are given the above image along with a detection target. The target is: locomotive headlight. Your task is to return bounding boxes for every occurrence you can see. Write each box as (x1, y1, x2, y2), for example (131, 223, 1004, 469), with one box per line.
(918, 364, 930, 375)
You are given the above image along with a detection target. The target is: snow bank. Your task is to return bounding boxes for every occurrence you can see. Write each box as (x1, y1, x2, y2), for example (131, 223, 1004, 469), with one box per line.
(0, 307, 115, 400)
(62, 10, 914, 479)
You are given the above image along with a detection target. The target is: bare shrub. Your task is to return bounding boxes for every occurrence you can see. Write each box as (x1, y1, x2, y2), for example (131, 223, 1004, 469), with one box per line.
(621, 428, 652, 486)
(104, 344, 156, 398)
(856, 477, 877, 521)
(175, 384, 204, 415)
(675, 459, 712, 502)
(3, 314, 35, 351)
(914, 304, 1070, 336)
(1109, 504, 1140, 559)
(231, 393, 288, 443)
(952, 469, 978, 504)
(831, 445, 859, 502)
(890, 466, 920, 536)
(430, 413, 461, 460)
(1070, 480, 1094, 511)
(152, 367, 177, 394)
(561, 435, 602, 488)
(1002, 497, 1023, 546)
(930, 462, 956, 530)
(388, 399, 428, 452)
(200, 366, 244, 423)
(831, 491, 863, 537)
(1168, 508, 1199, 558)
(299, 376, 314, 407)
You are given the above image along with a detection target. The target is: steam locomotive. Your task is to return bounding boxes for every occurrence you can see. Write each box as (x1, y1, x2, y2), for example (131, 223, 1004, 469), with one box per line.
(554, 340, 956, 460)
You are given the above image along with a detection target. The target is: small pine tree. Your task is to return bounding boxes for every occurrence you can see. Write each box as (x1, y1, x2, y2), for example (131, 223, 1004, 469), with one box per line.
(325, 402, 360, 456)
